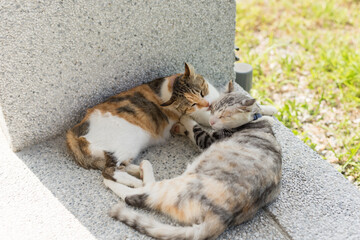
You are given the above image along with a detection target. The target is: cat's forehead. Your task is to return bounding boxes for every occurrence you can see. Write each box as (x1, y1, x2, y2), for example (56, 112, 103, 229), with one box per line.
(213, 93, 250, 110)
(173, 75, 206, 94)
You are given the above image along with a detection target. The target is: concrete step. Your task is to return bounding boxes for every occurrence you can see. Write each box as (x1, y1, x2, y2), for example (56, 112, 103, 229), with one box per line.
(1, 119, 359, 240)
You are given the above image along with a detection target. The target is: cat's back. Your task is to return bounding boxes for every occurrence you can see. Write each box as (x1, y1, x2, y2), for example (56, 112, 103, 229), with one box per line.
(190, 119, 281, 194)
(232, 117, 281, 154)
(225, 117, 281, 175)
(187, 118, 282, 226)
(65, 77, 179, 169)
(84, 77, 179, 137)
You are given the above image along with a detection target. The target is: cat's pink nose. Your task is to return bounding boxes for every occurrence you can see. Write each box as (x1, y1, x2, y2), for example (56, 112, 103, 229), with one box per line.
(209, 119, 216, 126)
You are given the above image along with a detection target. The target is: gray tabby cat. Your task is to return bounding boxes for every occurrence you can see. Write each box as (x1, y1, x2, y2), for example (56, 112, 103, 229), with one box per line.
(104, 81, 282, 240)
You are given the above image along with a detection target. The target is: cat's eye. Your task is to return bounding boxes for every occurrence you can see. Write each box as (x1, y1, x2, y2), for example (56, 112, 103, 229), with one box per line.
(191, 103, 197, 107)
(220, 111, 231, 118)
(200, 91, 204, 97)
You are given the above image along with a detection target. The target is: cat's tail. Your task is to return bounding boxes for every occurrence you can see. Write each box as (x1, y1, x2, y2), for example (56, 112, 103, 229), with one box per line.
(110, 202, 225, 240)
(259, 105, 278, 116)
(66, 127, 105, 170)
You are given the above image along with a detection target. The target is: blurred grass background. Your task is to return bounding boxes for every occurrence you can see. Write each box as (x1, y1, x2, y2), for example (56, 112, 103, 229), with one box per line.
(235, 0, 360, 188)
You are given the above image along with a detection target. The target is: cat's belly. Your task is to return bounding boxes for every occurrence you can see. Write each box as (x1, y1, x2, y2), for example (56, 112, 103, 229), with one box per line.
(84, 110, 156, 162)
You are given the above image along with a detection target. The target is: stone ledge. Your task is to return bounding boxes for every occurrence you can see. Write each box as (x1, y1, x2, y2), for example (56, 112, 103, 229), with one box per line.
(1, 119, 359, 240)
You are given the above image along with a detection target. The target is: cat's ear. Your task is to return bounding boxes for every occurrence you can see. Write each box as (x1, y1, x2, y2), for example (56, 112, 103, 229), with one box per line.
(184, 62, 195, 78)
(241, 98, 256, 106)
(161, 97, 176, 107)
(226, 80, 234, 93)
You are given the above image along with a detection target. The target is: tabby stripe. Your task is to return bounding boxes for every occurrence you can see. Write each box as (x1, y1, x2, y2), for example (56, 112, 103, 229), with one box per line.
(107, 92, 169, 131)
(130, 92, 169, 126)
(236, 137, 280, 155)
(240, 133, 280, 154)
(212, 131, 226, 140)
(125, 193, 149, 209)
(193, 125, 203, 133)
(116, 106, 136, 115)
(107, 95, 129, 103)
(240, 134, 273, 146)
(72, 121, 89, 137)
(200, 194, 232, 224)
(254, 141, 281, 155)
(211, 129, 236, 141)
(175, 181, 232, 224)
(233, 120, 273, 133)
(194, 130, 212, 149)
(112, 214, 148, 236)
(147, 77, 165, 95)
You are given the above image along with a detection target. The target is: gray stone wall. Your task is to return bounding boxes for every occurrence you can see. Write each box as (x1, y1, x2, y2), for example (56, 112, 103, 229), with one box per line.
(0, 0, 236, 151)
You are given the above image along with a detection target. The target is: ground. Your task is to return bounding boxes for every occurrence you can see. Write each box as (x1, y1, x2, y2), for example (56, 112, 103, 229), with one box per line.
(235, 0, 360, 189)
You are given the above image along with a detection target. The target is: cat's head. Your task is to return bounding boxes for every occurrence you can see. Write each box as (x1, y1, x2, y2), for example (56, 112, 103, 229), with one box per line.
(161, 63, 210, 114)
(209, 81, 261, 130)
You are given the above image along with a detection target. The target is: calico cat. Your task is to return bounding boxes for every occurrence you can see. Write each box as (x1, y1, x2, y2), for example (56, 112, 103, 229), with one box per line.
(66, 63, 219, 180)
(104, 81, 282, 240)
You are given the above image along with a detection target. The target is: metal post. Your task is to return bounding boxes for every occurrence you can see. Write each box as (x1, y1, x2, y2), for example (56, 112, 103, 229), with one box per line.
(234, 62, 253, 92)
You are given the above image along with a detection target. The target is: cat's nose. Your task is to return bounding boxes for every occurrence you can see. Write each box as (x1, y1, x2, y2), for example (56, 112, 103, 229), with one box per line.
(209, 118, 216, 126)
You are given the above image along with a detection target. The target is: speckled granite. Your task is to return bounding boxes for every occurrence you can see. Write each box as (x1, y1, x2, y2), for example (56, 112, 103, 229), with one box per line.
(0, 125, 96, 240)
(268, 122, 360, 240)
(1, 118, 357, 240)
(13, 132, 285, 240)
(0, 0, 235, 151)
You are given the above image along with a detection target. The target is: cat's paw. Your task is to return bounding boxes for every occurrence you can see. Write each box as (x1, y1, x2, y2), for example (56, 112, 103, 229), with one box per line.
(103, 178, 116, 189)
(139, 160, 152, 171)
(171, 122, 188, 136)
(180, 115, 197, 129)
(260, 105, 278, 116)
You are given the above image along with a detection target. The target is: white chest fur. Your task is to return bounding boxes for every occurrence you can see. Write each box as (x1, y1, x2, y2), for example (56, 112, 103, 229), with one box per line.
(84, 110, 172, 165)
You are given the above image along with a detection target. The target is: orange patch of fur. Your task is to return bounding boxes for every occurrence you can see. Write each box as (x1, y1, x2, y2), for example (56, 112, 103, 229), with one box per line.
(150, 176, 204, 224)
(93, 83, 180, 137)
(184, 93, 209, 109)
(203, 179, 231, 207)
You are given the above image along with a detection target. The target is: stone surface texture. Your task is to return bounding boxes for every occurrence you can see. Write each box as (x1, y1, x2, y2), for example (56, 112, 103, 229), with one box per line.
(0, 0, 235, 151)
(1, 117, 360, 240)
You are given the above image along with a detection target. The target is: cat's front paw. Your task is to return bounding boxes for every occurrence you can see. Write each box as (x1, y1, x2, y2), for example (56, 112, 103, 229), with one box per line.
(180, 115, 197, 129)
(170, 122, 188, 136)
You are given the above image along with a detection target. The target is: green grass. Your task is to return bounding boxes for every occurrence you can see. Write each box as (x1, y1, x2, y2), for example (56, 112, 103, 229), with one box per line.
(235, 0, 360, 186)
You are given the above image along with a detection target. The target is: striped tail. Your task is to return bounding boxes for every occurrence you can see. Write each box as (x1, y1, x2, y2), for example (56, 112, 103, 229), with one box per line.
(109, 202, 224, 240)
(66, 128, 105, 170)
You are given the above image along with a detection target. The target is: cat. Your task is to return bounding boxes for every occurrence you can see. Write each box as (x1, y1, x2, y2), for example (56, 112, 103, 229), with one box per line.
(66, 63, 219, 181)
(172, 81, 278, 150)
(104, 81, 282, 240)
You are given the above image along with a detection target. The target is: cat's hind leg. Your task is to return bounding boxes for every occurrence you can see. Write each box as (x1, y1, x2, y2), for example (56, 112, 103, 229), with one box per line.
(104, 178, 144, 200)
(104, 159, 157, 189)
(110, 170, 143, 188)
(123, 164, 141, 178)
(102, 151, 142, 183)
(107, 159, 155, 188)
(139, 160, 155, 184)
